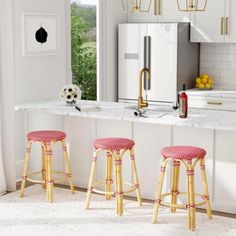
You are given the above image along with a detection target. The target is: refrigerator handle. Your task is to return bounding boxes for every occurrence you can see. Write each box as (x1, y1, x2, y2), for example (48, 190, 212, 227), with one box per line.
(144, 36, 151, 90)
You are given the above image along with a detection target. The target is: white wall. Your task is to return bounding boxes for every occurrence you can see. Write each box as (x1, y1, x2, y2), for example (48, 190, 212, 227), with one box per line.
(98, 0, 127, 101)
(14, 0, 70, 105)
(200, 43, 236, 90)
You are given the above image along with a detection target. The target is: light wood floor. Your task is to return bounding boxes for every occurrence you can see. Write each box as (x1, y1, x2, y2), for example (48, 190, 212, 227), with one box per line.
(13, 181, 236, 219)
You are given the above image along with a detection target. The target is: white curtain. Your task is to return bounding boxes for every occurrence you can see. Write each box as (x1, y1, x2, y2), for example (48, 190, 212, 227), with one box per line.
(0, 0, 7, 194)
(0, 98, 6, 195)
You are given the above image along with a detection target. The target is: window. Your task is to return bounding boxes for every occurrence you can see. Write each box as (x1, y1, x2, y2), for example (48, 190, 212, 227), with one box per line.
(71, 0, 97, 100)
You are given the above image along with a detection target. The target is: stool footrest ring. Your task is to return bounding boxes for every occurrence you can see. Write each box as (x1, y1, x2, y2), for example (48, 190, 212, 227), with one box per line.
(158, 191, 209, 209)
(25, 171, 72, 184)
(90, 180, 138, 196)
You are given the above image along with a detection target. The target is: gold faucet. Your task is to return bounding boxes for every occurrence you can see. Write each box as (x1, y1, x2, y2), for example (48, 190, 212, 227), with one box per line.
(138, 68, 151, 110)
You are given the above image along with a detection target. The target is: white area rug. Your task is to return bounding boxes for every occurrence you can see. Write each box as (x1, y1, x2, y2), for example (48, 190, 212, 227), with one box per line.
(0, 185, 235, 236)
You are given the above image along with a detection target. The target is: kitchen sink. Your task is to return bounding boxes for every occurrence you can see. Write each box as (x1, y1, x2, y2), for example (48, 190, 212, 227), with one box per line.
(123, 105, 175, 118)
(124, 105, 174, 113)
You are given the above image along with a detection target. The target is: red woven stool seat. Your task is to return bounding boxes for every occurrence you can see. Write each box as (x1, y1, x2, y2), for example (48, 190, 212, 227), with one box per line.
(27, 130, 66, 142)
(93, 138, 135, 151)
(161, 146, 206, 160)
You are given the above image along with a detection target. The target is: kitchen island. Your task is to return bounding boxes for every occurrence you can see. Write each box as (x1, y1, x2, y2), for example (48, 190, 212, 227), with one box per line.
(15, 99, 236, 214)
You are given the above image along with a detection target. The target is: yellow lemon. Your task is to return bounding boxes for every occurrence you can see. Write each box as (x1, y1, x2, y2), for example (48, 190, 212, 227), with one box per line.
(202, 74, 209, 79)
(195, 83, 200, 88)
(201, 77, 208, 84)
(205, 83, 212, 89)
(199, 83, 205, 89)
(195, 77, 201, 84)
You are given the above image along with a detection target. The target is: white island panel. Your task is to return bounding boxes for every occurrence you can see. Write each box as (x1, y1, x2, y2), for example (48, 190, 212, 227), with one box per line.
(215, 130, 236, 214)
(133, 123, 172, 199)
(64, 117, 96, 188)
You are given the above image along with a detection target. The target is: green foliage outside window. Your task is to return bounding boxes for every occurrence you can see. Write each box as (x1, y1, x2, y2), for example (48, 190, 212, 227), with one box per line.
(71, 2, 97, 100)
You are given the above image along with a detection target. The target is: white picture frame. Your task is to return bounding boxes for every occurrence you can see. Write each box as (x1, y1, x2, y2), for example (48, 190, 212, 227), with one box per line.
(22, 13, 60, 56)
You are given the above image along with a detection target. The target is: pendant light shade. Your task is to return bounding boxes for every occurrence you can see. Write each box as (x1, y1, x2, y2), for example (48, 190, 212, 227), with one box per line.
(121, 0, 152, 13)
(177, 0, 208, 12)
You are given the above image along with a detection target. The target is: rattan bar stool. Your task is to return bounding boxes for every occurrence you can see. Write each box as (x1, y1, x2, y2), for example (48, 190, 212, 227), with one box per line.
(85, 138, 142, 216)
(152, 146, 212, 231)
(20, 130, 75, 202)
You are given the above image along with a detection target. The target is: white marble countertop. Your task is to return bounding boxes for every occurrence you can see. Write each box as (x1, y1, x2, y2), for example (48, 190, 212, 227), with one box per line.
(15, 99, 236, 131)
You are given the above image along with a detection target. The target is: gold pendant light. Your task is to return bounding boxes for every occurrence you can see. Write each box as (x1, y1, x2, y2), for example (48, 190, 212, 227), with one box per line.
(177, 0, 208, 12)
(121, 0, 153, 13)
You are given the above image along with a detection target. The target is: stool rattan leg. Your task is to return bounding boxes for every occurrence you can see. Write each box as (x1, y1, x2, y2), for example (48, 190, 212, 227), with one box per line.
(41, 145, 46, 189)
(115, 151, 123, 216)
(152, 158, 168, 223)
(20, 142, 32, 197)
(186, 162, 196, 231)
(130, 148, 142, 206)
(171, 161, 180, 212)
(200, 158, 212, 219)
(46, 142, 54, 203)
(85, 150, 97, 209)
(105, 152, 113, 200)
(62, 140, 75, 194)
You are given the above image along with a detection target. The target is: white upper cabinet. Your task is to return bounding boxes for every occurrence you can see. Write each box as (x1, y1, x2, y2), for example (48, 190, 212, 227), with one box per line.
(158, 0, 191, 22)
(191, 0, 226, 42)
(225, 0, 236, 42)
(191, 0, 236, 43)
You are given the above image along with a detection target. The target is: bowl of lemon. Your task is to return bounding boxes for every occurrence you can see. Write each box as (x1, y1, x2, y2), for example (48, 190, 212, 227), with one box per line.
(195, 74, 213, 90)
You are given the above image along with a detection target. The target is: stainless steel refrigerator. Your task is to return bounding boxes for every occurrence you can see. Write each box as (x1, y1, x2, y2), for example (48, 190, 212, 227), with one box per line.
(118, 23, 199, 105)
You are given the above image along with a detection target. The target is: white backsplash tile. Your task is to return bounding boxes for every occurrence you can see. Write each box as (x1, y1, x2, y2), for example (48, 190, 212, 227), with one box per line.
(200, 43, 236, 89)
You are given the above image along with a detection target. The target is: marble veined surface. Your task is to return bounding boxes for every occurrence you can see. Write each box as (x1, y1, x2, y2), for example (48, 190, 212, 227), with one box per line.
(15, 99, 236, 131)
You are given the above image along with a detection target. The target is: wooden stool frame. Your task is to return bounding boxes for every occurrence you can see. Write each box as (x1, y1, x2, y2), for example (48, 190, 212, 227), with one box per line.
(152, 156, 212, 231)
(20, 139, 75, 202)
(85, 147, 142, 216)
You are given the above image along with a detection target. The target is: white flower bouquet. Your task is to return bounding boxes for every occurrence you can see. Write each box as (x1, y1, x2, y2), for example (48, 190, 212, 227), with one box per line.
(60, 84, 82, 104)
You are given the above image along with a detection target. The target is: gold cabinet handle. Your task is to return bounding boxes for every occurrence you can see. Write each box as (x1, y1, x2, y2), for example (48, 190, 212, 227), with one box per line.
(158, 0, 161, 15)
(225, 17, 229, 35)
(221, 17, 224, 35)
(207, 101, 222, 105)
(154, 0, 161, 15)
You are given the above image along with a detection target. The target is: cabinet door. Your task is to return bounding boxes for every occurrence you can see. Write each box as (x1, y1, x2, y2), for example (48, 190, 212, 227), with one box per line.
(225, 0, 236, 42)
(190, 0, 225, 42)
(159, 0, 191, 22)
(118, 24, 146, 101)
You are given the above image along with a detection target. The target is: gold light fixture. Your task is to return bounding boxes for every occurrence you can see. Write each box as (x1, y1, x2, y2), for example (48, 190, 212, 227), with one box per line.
(121, 0, 153, 13)
(177, 0, 208, 12)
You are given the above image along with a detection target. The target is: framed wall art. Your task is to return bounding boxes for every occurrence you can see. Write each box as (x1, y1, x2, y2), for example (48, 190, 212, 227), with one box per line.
(22, 13, 60, 56)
